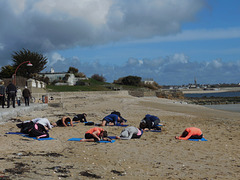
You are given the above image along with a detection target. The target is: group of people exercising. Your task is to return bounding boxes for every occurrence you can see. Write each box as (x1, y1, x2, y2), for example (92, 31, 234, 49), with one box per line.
(16, 111, 203, 141)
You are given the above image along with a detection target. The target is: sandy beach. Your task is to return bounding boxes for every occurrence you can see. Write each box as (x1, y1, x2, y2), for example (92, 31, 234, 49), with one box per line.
(0, 91, 239, 180)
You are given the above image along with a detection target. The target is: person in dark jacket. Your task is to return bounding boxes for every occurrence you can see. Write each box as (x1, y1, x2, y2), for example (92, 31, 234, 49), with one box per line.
(22, 86, 31, 106)
(0, 81, 5, 108)
(6, 81, 17, 108)
(139, 114, 162, 131)
(73, 113, 87, 122)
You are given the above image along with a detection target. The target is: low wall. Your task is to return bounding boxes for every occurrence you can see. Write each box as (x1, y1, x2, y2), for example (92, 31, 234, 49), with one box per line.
(0, 104, 48, 124)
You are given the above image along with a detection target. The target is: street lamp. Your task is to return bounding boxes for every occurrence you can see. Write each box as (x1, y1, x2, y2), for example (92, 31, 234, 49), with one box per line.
(12, 61, 33, 85)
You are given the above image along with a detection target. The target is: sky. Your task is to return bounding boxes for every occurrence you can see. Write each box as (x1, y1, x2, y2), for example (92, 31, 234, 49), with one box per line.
(0, 0, 240, 85)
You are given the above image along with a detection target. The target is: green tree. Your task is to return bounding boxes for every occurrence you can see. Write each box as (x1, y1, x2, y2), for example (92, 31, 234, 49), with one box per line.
(0, 65, 15, 78)
(91, 74, 106, 82)
(68, 67, 79, 74)
(116, 75, 142, 86)
(12, 48, 47, 78)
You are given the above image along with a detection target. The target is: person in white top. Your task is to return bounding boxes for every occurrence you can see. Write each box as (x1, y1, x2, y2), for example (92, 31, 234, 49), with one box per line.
(31, 118, 53, 130)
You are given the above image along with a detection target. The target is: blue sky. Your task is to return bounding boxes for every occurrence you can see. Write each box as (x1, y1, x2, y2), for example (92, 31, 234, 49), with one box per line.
(0, 0, 240, 85)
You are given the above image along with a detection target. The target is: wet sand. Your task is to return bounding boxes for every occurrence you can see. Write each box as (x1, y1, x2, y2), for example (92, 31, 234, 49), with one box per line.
(0, 91, 239, 179)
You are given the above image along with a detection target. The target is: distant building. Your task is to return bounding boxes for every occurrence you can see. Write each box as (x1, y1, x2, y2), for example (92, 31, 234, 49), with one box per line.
(39, 68, 88, 86)
(143, 78, 154, 85)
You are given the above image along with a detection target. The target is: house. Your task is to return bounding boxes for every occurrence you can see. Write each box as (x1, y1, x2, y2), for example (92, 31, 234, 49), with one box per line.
(39, 68, 87, 86)
(143, 78, 154, 85)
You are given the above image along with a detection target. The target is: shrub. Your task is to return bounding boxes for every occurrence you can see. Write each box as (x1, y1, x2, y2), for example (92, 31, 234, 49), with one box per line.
(91, 74, 106, 82)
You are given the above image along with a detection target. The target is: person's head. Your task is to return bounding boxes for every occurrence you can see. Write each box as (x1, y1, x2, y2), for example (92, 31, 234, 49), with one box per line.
(65, 117, 71, 123)
(83, 113, 87, 117)
(100, 130, 108, 138)
(25, 86, 27, 89)
(139, 122, 147, 129)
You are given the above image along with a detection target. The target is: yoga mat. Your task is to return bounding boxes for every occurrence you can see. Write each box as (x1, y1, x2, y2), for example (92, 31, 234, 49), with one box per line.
(67, 138, 115, 143)
(188, 137, 208, 141)
(157, 125, 163, 127)
(68, 138, 83, 141)
(6, 132, 25, 135)
(96, 140, 115, 143)
(22, 135, 55, 141)
(108, 136, 117, 139)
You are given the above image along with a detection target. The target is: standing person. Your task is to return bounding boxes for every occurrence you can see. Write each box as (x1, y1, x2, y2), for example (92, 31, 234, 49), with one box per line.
(22, 86, 31, 106)
(16, 87, 22, 106)
(6, 81, 17, 108)
(0, 81, 5, 108)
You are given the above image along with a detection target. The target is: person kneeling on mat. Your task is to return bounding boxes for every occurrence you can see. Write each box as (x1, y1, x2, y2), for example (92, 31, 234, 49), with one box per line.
(175, 127, 203, 140)
(80, 127, 111, 142)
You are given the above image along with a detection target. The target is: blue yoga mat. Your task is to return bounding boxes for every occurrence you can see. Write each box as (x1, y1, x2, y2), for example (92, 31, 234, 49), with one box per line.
(22, 135, 55, 141)
(6, 132, 25, 135)
(68, 138, 83, 141)
(108, 136, 117, 139)
(67, 138, 115, 143)
(96, 140, 115, 143)
(188, 137, 208, 141)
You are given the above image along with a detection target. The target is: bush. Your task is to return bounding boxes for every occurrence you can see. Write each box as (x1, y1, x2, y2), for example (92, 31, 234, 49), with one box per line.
(121, 76, 142, 86)
(91, 74, 106, 82)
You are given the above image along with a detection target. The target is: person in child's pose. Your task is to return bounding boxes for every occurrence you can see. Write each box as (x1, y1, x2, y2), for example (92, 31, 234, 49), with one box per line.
(101, 114, 122, 126)
(73, 113, 87, 122)
(175, 127, 203, 140)
(80, 127, 111, 142)
(139, 114, 162, 131)
(116, 126, 143, 140)
(53, 116, 73, 127)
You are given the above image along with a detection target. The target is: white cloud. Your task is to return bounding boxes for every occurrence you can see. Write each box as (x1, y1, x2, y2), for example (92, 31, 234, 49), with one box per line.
(0, 0, 206, 59)
(47, 53, 240, 85)
(48, 52, 65, 66)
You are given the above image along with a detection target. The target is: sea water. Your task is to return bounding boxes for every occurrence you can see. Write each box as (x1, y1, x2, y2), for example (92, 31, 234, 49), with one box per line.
(184, 91, 240, 113)
(184, 91, 240, 98)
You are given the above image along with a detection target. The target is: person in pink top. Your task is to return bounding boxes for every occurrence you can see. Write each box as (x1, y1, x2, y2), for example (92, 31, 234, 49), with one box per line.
(175, 127, 203, 140)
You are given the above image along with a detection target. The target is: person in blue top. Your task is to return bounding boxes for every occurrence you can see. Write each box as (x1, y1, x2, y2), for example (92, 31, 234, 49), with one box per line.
(139, 114, 162, 131)
(101, 114, 122, 126)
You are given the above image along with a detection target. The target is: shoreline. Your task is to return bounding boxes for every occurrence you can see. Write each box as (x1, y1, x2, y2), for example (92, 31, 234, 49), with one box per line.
(181, 87, 240, 94)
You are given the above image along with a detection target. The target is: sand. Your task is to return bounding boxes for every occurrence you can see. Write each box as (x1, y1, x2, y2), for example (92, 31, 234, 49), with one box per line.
(0, 91, 239, 180)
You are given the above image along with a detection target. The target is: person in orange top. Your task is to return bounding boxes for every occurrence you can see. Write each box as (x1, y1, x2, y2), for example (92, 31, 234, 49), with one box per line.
(80, 127, 111, 142)
(175, 127, 203, 140)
